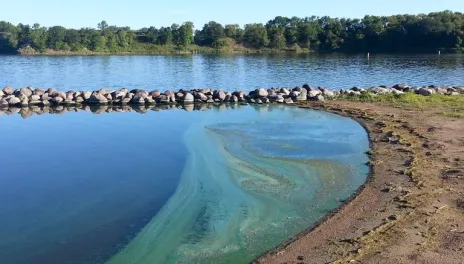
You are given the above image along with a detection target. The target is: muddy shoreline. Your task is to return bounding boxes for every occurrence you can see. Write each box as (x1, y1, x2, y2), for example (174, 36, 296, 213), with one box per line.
(255, 100, 464, 264)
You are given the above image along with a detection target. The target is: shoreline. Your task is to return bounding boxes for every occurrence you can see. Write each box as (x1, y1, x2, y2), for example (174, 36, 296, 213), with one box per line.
(254, 100, 464, 263)
(251, 103, 376, 263)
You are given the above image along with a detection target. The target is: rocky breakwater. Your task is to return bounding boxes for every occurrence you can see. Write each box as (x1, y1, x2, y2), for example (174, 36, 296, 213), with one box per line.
(1, 84, 463, 109)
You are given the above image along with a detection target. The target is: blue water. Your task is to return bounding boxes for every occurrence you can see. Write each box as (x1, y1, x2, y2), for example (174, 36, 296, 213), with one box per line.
(0, 104, 369, 264)
(1, 53, 464, 92)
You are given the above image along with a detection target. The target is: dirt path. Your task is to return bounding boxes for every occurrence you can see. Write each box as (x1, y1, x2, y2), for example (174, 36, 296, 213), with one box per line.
(254, 101, 464, 264)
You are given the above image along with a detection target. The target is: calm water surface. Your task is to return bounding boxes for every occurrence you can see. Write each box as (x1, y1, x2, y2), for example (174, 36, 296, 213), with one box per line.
(1, 53, 464, 91)
(0, 105, 369, 264)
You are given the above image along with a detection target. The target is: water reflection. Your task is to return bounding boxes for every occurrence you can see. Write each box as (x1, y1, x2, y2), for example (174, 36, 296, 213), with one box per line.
(1, 54, 463, 92)
(0, 103, 255, 119)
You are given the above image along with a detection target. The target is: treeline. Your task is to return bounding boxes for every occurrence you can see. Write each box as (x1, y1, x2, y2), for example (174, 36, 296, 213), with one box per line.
(0, 10, 463, 54)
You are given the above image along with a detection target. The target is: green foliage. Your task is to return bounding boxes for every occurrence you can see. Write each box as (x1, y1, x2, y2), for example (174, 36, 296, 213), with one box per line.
(195, 21, 225, 46)
(1, 10, 464, 54)
(243, 23, 269, 48)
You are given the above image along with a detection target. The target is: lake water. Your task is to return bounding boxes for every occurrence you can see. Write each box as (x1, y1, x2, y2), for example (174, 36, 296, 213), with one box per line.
(1, 53, 464, 92)
(0, 104, 369, 264)
(3, 53, 460, 264)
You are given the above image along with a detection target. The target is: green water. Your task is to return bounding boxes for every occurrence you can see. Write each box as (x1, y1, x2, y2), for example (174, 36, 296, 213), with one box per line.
(106, 105, 369, 264)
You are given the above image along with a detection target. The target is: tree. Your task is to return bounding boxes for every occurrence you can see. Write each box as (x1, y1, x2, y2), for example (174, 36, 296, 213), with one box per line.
(47, 26, 66, 49)
(243, 23, 269, 48)
(98, 21, 108, 31)
(176, 22, 194, 47)
(194, 21, 225, 46)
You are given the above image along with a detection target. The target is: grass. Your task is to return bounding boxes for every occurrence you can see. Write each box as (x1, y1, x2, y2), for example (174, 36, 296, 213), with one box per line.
(339, 92, 464, 117)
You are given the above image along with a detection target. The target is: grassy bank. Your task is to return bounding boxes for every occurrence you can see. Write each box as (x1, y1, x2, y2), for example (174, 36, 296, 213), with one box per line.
(339, 92, 464, 118)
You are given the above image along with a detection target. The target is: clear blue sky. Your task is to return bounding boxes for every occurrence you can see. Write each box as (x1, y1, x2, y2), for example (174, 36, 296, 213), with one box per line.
(1, 0, 463, 29)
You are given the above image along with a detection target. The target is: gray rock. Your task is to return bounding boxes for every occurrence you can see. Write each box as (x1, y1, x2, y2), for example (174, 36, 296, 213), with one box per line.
(105, 94, 113, 101)
(195, 92, 208, 101)
(113, 91, 127, 99)
(51, 97, 64, 104)
(183, 93, 194, 103)
(231, 95, 238, 103)
(297, 88, 307, 101)
(373, 87, 390, 94)
(66, 93, 75, 100)
(131, 96, 146, 105)
(149, 90, 161, 98)
(392, 89, 404, 95)
(276, 95, 284, 103)
(82, 92, 92, 100)
(0, 99, 9, 107)
(284, 98, 293, 104)
(88, 93, 108, 104)
(436, 88, 447, 94)
(20, 87, 33, 97)
(158, 94, 169, 104)
(323, 90, 335, 97)
(315, 95, 325, 101)
(257, 88, 268, 98)
(52, 91, 66, 99)
(121, 97, 131, 105)
(41, 93, 49, 101)
(75, 97, 85, 103)
(214, 90, 226, 101)
(98, 88, 111, 95)
(41, 100, 50, 106)
(3, 86, 14, 95)
(146, 96, 155, 104)
(308, 90, 321, 98)
(280, 88, 290, 96)
(8, 96, 21, 105)
(256, 99, 263, 104)
(64, 100, 76, 105)
(0, 91, 4, 98)
(33, 88, 45, 96)
(249, 98, 256, 104)
(417, 87, 434, 96)
(30, 95, 40, 101)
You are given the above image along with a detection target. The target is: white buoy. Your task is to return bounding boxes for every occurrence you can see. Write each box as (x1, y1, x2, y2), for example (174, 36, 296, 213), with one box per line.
(367, 52, 370, 59)
(438, 50, 441, 55)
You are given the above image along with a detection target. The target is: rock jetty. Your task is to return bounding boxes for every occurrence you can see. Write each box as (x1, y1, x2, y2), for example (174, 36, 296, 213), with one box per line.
(1, 84, 463, 109)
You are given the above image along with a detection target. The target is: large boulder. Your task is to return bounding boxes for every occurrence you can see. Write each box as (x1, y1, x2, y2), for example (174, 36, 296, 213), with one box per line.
(149, 90, 161, 98)
(82, 91, 92, 101)
(2, 86, 14, 95)
(47, 88, 56, 95)
(15, 87, 33, 97)
(417, 87, 434, 96)
(52, 91, 66, 99)
(88, 93, 108, 104)
(308, 90, 321, 98)
(213, 90, 226, 101)
(297, 88, 307, 101)
(256, 88, 268, 98)
(284, 98, 294, 104)
(33, 88, 45, 96)
(195, 92, 208, 101)
(50, 97, 64, 105)
(372, 87, 390, 94)
(8, 96, 21, 105)
(98, 88, 111, 95)
(276, 94, 284, 103)
(0, 99, 9, 107)
(183, 93, 194, 103)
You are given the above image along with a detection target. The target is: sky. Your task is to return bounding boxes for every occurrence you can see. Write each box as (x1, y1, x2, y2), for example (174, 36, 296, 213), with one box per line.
(0, 0, 463, 29)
